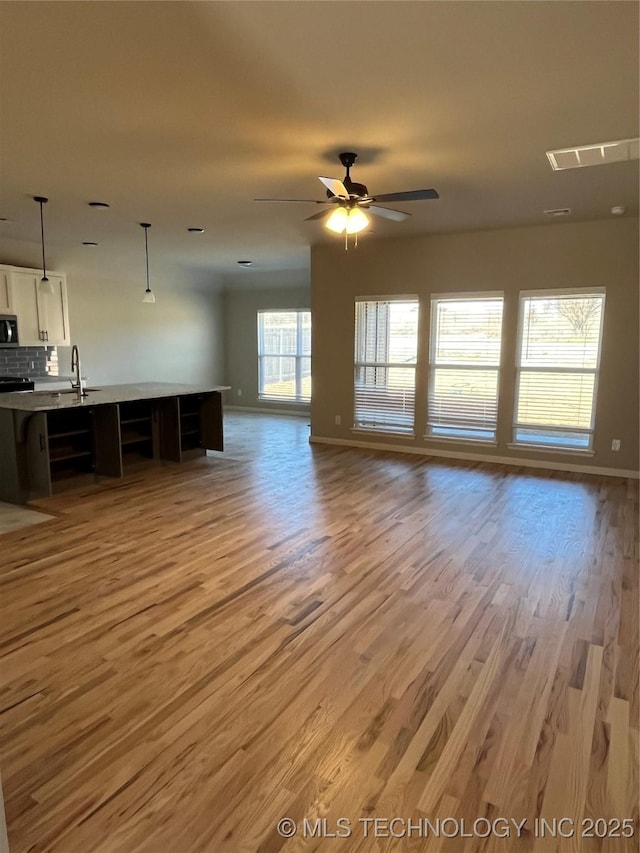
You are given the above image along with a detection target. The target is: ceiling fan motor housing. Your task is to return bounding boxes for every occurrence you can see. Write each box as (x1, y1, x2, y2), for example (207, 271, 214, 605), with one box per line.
(326, 179, 369, 200)
(345, 179, 368, 197)
(337, 152, 368, 198)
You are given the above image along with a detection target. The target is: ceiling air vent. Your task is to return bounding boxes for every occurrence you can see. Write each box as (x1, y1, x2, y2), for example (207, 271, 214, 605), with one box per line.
(546, 138, 639, 171)
(544, 208, 572, 217)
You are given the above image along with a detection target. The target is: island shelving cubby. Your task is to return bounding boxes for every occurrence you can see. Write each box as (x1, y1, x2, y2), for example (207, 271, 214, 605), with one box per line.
(118, 399, 155, 467)
(40, 408, 96, 489)
(157, 393, 223, 463)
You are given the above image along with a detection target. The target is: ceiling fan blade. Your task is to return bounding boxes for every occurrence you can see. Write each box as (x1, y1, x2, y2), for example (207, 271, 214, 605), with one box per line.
(304, 209, 331, 222)
(367, 205, 410, 222)
(254, 198, 328, 203)
(318, 176, 349, 198)
(371, 188, 439, 203)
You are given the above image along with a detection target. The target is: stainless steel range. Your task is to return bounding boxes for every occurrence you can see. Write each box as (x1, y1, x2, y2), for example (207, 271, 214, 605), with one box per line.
(0, 376, 35, 392)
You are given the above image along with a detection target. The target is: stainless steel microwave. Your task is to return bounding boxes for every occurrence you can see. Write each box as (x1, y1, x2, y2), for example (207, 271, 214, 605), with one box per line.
(0, 315, 19, 347)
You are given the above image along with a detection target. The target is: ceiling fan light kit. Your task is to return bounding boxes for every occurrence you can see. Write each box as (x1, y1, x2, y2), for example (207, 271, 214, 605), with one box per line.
(254, 151, 439, 250)
(325, 206, 370, 235)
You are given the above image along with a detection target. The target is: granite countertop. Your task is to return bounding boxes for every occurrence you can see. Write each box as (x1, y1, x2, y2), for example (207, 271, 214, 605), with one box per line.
(0, 382, 230, 412)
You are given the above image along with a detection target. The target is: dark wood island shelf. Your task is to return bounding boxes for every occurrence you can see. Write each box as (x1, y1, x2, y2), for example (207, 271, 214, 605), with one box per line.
(0, 383, 228, 503)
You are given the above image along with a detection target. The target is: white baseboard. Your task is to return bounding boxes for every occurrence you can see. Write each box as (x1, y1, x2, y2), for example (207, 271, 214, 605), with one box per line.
(309, 435, 639, 479)
(225, 405, 309, 418)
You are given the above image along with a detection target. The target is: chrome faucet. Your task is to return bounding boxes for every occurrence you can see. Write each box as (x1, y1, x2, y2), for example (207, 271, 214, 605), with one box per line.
(70, 345, 86, 397)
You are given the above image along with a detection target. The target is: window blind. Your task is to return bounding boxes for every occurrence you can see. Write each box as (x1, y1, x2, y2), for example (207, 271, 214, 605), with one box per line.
(258, 310, 311, 402)
(428, 296, 504, 441)
(514, 291, 605, 450)
(354, 299, 418, 433)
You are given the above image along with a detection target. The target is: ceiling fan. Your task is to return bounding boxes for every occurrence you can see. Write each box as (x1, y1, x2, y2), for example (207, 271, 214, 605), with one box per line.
(255, 152, 439, 236)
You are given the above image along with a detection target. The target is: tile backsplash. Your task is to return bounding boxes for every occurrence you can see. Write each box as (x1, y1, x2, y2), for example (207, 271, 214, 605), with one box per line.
(0, 346, 58, 377)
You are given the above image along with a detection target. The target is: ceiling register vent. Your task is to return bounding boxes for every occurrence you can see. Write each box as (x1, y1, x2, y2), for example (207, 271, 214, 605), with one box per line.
(546, 137, 640, 171)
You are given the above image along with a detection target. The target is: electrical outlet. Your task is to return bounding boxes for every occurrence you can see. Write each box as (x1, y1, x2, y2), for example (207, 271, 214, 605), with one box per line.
(237, 388, 242, 397)
(335, 415, 341, 425)
(611, 439, 621, 451)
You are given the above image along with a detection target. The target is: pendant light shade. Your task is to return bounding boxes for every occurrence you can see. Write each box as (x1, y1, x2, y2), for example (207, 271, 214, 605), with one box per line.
(345, 207, 369, 234)
(140, 222, 156, 304)
(34, 196, 55, 295)
(325, 207, 348, 234)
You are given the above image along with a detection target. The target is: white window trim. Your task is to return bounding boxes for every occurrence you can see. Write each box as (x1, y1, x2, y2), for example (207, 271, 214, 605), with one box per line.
(257, 309, 311, 403)
(430, 290, 504, 301)
(352, 426, 416, 438)
(354, 293, 419, 303)
(513, 287, 606, 452)
(423, 433, 498, 446)
(518, 286, 606, 299)
(353, 296, 419, 435)
(507, 443, 595, 458)
(426, 293, 504, 443)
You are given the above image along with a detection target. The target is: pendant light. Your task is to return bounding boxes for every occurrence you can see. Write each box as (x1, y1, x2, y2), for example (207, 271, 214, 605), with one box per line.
(140, 222, 156, 303)
(34, 196, 54, 294)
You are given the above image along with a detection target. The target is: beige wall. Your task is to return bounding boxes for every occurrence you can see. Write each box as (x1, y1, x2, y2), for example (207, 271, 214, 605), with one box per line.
(1, 237, 225, 388)
(224, 271, 310, 413)
(310, 218, 639, 475)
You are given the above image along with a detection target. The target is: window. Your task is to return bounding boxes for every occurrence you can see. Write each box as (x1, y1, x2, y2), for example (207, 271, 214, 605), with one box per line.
(427, 294, 504, 441)
(257, 310, 311, 402)
(514, 289, 605, 451)
(354, 298, 419, 434)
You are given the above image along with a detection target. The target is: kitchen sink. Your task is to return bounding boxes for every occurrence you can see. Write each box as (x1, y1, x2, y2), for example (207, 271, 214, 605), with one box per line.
(32, 388, 101, 397)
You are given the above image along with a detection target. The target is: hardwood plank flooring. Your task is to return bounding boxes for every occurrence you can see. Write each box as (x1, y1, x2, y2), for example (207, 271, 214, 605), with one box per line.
(0, 412, 637, 852)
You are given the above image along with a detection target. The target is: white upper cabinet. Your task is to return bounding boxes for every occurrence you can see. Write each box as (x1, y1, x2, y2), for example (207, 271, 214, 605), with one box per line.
(10, 272, 41, 345)
(6, 267, 71, 346)
(36, 275, 70, 345)
(0, 266, 13, 313)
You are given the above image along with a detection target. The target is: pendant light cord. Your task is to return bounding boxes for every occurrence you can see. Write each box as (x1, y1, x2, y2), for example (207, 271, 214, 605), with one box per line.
(144, 226, 150, 291)
(139, 223, 154, 302)
(39, 200, 47, 279)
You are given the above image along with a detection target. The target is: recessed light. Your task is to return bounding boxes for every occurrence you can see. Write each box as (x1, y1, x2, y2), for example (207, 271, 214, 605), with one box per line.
(544, 208, 572, 217)
(88, 201, 110, 209)
(611, 206, 625, 216)
(82, 241, 98, 246)
(237, 260, 253, 266)
(187, 227, 204, 233)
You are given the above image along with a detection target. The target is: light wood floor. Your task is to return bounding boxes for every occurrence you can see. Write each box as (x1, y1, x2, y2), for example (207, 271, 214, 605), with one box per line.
(0, 412, 638, 852)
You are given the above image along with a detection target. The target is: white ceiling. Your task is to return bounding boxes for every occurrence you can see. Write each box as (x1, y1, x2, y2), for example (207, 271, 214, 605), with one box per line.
(0, 1, 638, 283)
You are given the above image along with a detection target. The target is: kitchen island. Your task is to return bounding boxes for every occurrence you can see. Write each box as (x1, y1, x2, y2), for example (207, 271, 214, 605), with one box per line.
(0, 383, 229, 504)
